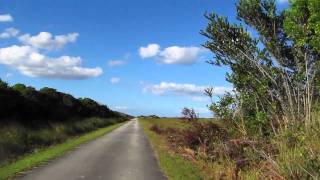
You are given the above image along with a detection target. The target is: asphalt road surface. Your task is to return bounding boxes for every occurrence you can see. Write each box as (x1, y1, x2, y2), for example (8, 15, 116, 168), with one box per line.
(18, 118, 166, 180)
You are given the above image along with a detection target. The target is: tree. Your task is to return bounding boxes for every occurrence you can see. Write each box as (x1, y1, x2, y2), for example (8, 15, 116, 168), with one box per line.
(202, 0, 320, 133)
(284, 0, 320, 52)
(181, 107, 198, 122)
(284, 0, 320, 127)
(0, 79, 125, 125)
(0, 79, 8, 89)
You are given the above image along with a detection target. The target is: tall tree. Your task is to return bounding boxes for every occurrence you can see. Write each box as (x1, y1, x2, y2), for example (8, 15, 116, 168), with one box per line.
(202, 0, 320, 134)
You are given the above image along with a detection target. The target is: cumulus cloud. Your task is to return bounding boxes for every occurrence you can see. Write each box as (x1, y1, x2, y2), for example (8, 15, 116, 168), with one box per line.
(0, 45, 102, 79)
(0, 28, 19, 39)
(0, 28, 102, 79)
(110, 77, 120, 84)
(19, 32, 78, 50)
(139, 43, 204, 65)
(160, 46, 203, 64)
(139, 44, 160, 58)
(108, 60, 126, 67)
(0, 14, 13, 22)
(143, 82, 232, 96)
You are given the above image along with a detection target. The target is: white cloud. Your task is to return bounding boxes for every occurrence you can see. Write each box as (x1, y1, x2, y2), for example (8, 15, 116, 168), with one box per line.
(160, 46, 202, 64)
(0, 14, 13, 22)
(19, 32, 78, 50)
(139, 43, 160, 58)
(110, 77, 120, 84)
(108, 60, 126, 67)
(0, 28, 19, 39)
(143, 82, 232, 96)
(277, 0, 288, 3)
(0, 45, 102, 79)
(139, 44, 204, 65)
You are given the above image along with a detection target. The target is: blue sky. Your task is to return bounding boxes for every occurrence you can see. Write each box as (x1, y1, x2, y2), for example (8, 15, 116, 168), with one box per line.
(0, 0, 288, 117)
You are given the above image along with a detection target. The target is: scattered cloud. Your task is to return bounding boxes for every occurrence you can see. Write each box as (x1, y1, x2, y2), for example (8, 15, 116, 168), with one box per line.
(0, 28, 19, 39)
(139, 43, 205, 65)
(108, 60, 126, 67)
(143, 82, 232, 96)
(0, 45, 102, 79)
(19, 32, 78, 50)
(160, 46, 203, 64)
(0, 29, 102, 79)
(0, 14, 13, 22)
(110, 77, 120, 84)
(139, 43, 160, 58)
(277, 0, 288, 4)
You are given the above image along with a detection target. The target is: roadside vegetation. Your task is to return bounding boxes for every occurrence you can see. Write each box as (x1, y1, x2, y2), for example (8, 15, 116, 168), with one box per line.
(140, 118, 204, 180)
(143, 0, 320, 179)
(0, 122, 125, 180)
(0, 79, 131, 171)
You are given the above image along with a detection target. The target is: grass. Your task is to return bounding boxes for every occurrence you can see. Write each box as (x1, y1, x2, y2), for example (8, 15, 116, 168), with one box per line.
(139, 118, 256, 179)
(0, 117, 125, 165)
(0, 122, 126, 180)
(141, 118, 190, 129)
(139, 118, 204, 180)
(142, 118, 320, 179)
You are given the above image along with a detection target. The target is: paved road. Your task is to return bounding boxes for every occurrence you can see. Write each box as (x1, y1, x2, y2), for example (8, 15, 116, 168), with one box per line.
(18, 118, 166, 180)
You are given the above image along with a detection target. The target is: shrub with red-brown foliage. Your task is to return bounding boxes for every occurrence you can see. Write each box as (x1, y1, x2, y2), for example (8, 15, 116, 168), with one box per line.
(149, 120, 279, 178)
(182, 122, 227, 149)
(149, 124, 164, 134)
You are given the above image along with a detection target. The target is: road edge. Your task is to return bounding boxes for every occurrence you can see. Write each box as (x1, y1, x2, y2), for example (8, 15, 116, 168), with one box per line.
(0, 121, 128, 180)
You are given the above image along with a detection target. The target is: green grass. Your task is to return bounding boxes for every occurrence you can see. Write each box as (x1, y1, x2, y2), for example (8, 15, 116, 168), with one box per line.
(139, 118, 203, 180)
(0, 122, 126, 180)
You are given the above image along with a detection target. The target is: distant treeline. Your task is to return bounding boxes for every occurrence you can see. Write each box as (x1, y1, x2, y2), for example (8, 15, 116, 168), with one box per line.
(0, 79, 130, 126)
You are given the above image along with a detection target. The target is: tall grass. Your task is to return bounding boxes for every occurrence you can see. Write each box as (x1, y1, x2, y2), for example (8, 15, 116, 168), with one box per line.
(143, 117, 320, 179)
(0, 122, 125, 180)
(0, 117, 124, 166)
(140, 118, 204, 180)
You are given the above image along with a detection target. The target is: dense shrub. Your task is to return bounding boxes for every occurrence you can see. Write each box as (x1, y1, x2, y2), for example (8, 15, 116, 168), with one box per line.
(150, 125, 164, 135)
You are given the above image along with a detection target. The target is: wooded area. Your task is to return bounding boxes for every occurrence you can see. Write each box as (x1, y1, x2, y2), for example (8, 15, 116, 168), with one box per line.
(0, 79, 128, 127)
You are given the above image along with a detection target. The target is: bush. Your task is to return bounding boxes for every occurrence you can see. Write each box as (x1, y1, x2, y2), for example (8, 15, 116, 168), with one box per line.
(182, 122, 227, 150)
(150, 125, 164, 134)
